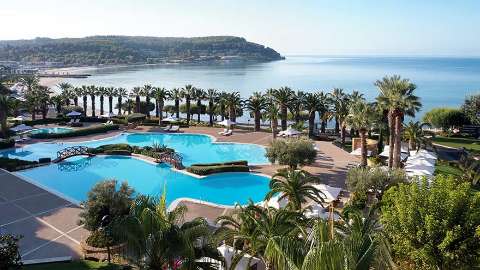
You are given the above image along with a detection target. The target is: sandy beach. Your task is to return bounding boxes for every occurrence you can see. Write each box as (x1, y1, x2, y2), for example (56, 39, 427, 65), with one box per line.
(39, 66, 97, 88)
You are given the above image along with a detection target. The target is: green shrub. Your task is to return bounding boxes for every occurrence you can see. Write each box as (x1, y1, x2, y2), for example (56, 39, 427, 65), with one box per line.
(89, 144, 133, 154)
(187, 164, 250, 175)
(265, 138, 317, 169)
(190, 160, 248, 167)
(85, 229, 117, 248)
(104, 150, 131, 156)
(29, 124, 119, 139)
(0, 234, 22, 269)
(126, 113, 146, 122)
(78, 180, 134, 232)
(0, 138, 14, 149)
(0, 157, 38, 171)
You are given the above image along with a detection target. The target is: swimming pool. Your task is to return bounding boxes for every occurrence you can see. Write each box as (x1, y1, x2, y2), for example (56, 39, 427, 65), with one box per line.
(29, 127, 73, 135)
(4, 133, 271, 205)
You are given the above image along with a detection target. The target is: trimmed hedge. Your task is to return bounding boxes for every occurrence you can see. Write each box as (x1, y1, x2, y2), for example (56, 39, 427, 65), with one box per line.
(0, 138, 15, 149)
(0, 157, 38, 171)
(29, 124, 119, 139)
(23, 117, 68, 126)
(190, 160, 248, 167)
(104, 150, 131, 156)
(187, 164, 250, 175)
(88, 143, 133, 154)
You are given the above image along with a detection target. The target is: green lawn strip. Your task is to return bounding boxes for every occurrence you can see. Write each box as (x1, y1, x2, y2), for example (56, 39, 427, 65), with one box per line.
(22, 260, 124, 270)
(432, 136, 480, 153)
(434, 160, 463, 177)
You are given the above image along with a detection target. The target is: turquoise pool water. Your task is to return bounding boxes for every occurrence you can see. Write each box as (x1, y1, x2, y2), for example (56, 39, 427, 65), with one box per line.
(4, 133, 271, 205)
(17, 156, 270, 205)
(29, 127, 73, 135)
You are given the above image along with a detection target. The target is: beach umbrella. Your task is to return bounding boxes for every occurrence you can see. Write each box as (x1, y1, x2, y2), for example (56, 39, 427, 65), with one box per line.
(66, 111, 82, 117)
(350, 148, 373, 157)
(11, 124, 33, 132)
(217, 119, 235, 127)
(312, 184, 342, 203)
(162, 116, 178, 122)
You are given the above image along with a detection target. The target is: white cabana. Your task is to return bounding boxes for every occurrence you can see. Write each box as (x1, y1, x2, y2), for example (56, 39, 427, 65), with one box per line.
(350, 148, 373, 157)
(66, 111, 82, 117)
(217, 119, 235, 127)
(217, 244, 262, 270)
(405, 157, 436, 167)
(313, 184, 342, 203)
(162, 116, 178, 122)
(404, 163, 435, 176)
(410, 149, 437, 160)
(10, 124, 33, 132)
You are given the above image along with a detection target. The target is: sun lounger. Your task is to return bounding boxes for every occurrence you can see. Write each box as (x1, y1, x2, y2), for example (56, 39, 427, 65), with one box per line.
(218, 128, 228, 135)
(163, 125, 171, 131)
(223, 129, 233, 136)
(169, 125, 180, 132)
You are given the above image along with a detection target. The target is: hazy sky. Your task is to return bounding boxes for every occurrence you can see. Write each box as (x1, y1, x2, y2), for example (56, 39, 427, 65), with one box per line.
(2, 0, 479, 56)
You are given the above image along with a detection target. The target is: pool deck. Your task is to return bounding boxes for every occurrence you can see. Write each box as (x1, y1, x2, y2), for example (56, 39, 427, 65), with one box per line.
(5, 125, 358, 263)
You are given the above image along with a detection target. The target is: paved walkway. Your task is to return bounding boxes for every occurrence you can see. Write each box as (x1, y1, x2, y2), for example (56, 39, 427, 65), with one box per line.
(0, 169, 88, 263)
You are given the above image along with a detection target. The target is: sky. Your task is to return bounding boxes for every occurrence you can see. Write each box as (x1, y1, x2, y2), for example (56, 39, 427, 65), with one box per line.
(1, 0, 479, 56)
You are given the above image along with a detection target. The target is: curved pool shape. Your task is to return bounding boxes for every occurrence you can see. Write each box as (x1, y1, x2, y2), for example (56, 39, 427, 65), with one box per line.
(0, 132, 269, 166)
(17, 156, 271, 206)
(29, 127, 73, 135)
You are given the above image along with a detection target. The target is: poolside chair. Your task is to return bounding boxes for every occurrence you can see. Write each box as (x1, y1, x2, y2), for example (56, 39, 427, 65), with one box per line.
(163, 125, 172, 131)
(223, 129, 233, 136)
(218, 128, 228, 135)
(169, 125, 180, 132)
(67, 119, 74, 125)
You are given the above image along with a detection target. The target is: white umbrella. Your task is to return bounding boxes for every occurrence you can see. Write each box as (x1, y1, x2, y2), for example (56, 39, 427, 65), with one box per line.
(66, 111, 82, 117)
(100, 112, 115, 118)
(283, 127, 301, 136)
(312, 184, 342, 203)
(162, 116, 178, 122)
(11, 124, 33, 132)
(218, 119, 235, 127)
(350, 148, 373, 157)
(404, 163, 435, 175)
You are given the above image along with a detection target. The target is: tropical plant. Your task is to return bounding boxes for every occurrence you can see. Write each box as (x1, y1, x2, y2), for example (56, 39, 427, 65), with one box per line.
(217, 91, 229, 121)
(182, 84, 195, 125)
(403, 121, 431, 151)
(131, 86, 142, 113)
(461, 93, 480, 125)
(303, 92, 321, 138)
(328, 88, 346, 134)
(87, 85, 97, 117)
(57, 82, 73, 106)
(264, 103, 280, 138)
(206, 89, 218, 126)
(289, 90, 306, 124)
(265, 138, 317, 169)
(272, 87, 294, 130)
(224, 91, 242, 124)
(381, 175, 480, 269)
(193, 88, 206, 123)
(0, 233, 22, 270)
(169, 88, 182, 119)
(346, 100, 375, 166)
(265, 169, 325, 211)
(423, 107, 469, 131)
(0, 94, 12, 138)
(80, 85, 89, 116)
(376, 75, 421, 168)
(152, 87, 168, 123)
(245, 92, 268, 131)
(346, 166, 406, 201)
(73, 86, 82, 106)
(114, 194, 222, 269)
(96, 86, 105, 115)
(115, 87, 127, 115)
(50, 95, 64, 114)
(141, 84, 153, 118)
(330, 89, 351, 144)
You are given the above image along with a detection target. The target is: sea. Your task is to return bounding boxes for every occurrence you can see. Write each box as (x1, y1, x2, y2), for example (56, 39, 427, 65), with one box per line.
(59, 55, 480, 122)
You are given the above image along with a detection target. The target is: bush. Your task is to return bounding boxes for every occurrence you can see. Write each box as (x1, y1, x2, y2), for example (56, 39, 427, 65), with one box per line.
(78, 180, 134, 232)
(89, 144, 133, 154)
(187, 164, 250, 175)
(265, 138, 317, 169)
(38, 157, 51, 163)
(29, 124, 119, 139)
(0, 234, 22, 269)
(85, 230, 116, 248)
(0, 157, 38, 171)
(104, 150, 131, 156)
(0, 138, 14, 149)
(381, 176, 480, 269)
(126, 113, 146, 122)
(190, 160, 248, 167)
(423, 107, 470, 131)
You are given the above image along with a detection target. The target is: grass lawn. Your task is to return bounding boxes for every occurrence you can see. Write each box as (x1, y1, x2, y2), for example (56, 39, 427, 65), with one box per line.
(22, 260, 126, 270)
(434, 160, 463, 177)
(432, 136, 480, 154)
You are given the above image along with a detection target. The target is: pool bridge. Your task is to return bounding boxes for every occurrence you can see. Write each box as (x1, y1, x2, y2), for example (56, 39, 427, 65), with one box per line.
(53, 146, 96, 163)
(155, 152, 184, 169)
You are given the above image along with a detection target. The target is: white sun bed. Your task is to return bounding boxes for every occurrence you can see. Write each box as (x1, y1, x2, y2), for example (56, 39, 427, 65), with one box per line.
(169, 125, 180, 132)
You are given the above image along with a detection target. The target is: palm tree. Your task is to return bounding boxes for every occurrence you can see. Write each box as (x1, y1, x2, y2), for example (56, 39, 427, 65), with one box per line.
(0, 94, 12, 137)
(224, 92, 242, 124)
(264, 103, 280, 138)
(290, 90, 306, 124)
(217, 91, 229, 121)
(206, 89, 218, 126)
(104, 87, 115, 114)
(114, 194, 222, 269)
(272, 87, 294, 131)
(335, 95, 351, 145)
(80, 85, 89, 116)
(115, 87, 127, 115)
(87, 85, 97, 117)
(141, 84, 153, 118)
(37, 86, 51, 119)
(152, 87, 168, 123)
(303, 93, 321, 138)
(131, 87, 142, 113)
(329, 88, 346, 134)
(216, 203, 304, 270)
(376, 75, 421, 168)
(73, 87, 82, 107)
(265, 169, 325, 211)
(245, 92, 268, 131)
(96, 86, 106, 115)
(346, 100, 375, 166)
(182, 84, 195, 125)
(57, 82, 73, 106)
(169, 88, 182, 119)
(403, 121, 431, 151)
(21, 76, 40, 120)
(50, 95, 64, 115)
(317, 92, 330, 133)
(193, 88, 206, 123)
(125, 99, 135, 115)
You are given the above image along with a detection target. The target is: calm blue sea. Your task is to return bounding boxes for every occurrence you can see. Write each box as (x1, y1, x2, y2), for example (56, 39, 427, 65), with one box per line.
(61, 56, 480, 120)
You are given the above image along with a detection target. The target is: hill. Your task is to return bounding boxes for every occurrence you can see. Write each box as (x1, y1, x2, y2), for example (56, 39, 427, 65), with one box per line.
(0, 36, 284, 66)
